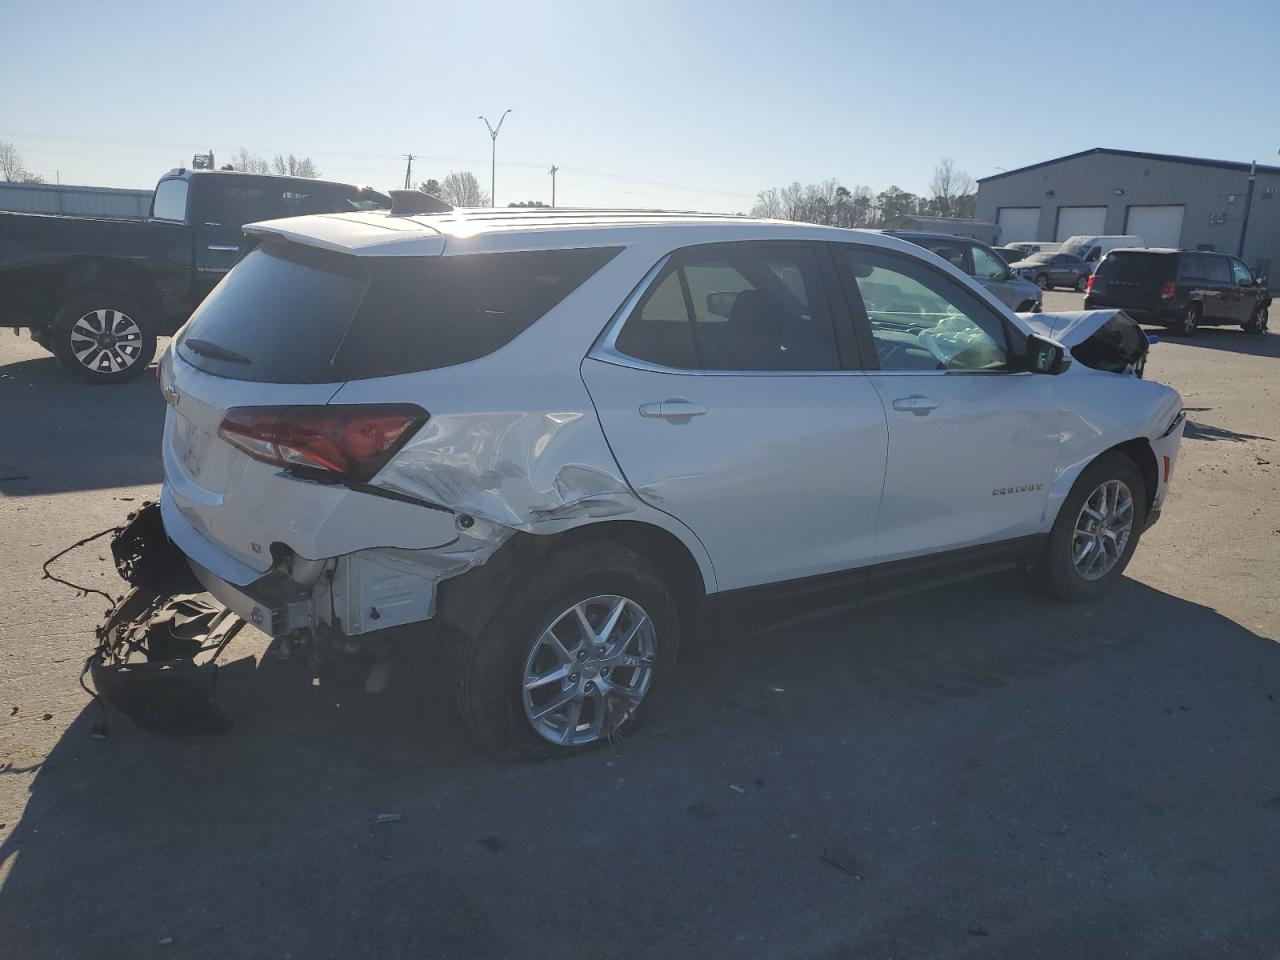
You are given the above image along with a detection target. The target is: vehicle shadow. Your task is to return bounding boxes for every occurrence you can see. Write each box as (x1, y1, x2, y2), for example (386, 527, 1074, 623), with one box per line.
(0, 354, 164, 496)
(3, 575, 1279, 959)
(1180, 407, 1274, 444)
(1147, 326, 1280, 359)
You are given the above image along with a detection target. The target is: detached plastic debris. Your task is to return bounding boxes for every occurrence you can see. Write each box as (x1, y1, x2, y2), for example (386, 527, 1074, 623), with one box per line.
(86, 503, 244, 734)
(373, 813, 402, 824)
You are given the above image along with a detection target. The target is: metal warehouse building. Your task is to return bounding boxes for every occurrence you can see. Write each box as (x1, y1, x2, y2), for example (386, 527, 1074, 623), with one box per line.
(975, 148, 1279, 282)
(0, 181, 152, 218)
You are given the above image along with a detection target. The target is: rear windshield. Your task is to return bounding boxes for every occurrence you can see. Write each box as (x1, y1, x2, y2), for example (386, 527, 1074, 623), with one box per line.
(1095, 251, 1174, 279)
(177, 242, 621, 382)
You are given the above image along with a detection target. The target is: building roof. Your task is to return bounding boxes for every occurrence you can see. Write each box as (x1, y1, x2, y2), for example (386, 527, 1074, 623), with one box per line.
(977, 148, 1280, 183)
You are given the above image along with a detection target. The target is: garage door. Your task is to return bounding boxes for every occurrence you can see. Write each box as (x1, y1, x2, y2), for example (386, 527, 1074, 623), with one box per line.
(1125, 205, 1184, 248)
(996, 207, 1040, 242)
(1055, 206, 1107, 241)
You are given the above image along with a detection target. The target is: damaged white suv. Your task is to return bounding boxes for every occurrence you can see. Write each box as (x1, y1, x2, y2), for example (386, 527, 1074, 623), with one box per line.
(116, 204, 1184, 757)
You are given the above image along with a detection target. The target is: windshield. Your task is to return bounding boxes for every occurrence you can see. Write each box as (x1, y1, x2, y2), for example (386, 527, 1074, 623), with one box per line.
(1023, 252, 1054, 263)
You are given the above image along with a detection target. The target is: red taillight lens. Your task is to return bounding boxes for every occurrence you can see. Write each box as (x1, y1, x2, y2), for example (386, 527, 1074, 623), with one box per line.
(217, 404, 427, 484)
(1160, 281, 1176, 300)
(1085, 274, 1097, 293)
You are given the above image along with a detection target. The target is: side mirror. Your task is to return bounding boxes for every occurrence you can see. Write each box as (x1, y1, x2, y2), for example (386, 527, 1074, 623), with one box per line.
(1026, 334, 1071, 375)
(1256, 275, 1267, 287)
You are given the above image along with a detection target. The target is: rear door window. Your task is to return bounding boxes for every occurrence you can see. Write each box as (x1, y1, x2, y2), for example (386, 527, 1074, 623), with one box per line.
(613, 243, 842, 372)
(1178, 254, 1208, 280)
(178, 243, 620, 382)
(1206, 256, 1232, 283)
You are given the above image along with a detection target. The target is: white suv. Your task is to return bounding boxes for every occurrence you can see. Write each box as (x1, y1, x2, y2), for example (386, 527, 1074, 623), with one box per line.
(147, 206, 1184, 757)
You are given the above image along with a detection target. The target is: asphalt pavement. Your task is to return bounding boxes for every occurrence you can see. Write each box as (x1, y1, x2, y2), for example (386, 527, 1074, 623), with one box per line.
(1, 294, 1278, 959)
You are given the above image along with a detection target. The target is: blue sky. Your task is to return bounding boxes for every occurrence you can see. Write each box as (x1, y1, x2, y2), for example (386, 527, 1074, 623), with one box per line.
(1, 0, 1277, 210)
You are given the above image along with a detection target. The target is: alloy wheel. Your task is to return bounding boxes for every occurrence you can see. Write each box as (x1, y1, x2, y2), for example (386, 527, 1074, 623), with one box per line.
(1072, 479, 1134, 581)
(69, 308, 145, 374)
(522, 595, 656, 747)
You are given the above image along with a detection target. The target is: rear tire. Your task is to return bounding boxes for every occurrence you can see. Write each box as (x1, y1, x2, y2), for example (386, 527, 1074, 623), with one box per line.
(455, 541, 680, 760)
(51, 293, 156, 384)
(1243, 305, 1269, 335)
(1037, 452, 1147, 601)
(1170, 302, 1200, 336)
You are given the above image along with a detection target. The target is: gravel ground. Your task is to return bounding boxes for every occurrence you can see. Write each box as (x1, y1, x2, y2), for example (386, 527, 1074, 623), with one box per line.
(1, 293, 1278, 959)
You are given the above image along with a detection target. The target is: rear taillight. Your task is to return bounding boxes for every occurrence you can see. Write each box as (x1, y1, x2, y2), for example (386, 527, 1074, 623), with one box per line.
(1160, 281, 1176, 300)
(217, 404, 427, 484)
(1085, 274, 1097, 293)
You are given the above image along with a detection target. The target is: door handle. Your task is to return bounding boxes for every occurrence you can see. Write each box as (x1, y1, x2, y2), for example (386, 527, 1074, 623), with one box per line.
(892, 395, 939, 416)
(639, 400, 707, 420)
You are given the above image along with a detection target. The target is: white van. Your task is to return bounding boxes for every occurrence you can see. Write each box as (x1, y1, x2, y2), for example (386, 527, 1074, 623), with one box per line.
(1060, 235, 1144, 266)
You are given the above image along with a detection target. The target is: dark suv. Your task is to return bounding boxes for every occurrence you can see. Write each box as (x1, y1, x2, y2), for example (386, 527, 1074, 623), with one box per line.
(1085, 249, 1271, 335)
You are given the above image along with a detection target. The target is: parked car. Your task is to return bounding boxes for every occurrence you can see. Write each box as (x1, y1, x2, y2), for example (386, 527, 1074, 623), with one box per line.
(1011, 251, 1093, 291)
(994, 246, 1028, 264)
(1059, 235, 1144, 267)
(883, 230, 1043, 312)
(1085, 248, 1271, 335)
(1005, 241, 1061, 257)
(0, 169, 390, 383)
(95, 207, 1185, 759)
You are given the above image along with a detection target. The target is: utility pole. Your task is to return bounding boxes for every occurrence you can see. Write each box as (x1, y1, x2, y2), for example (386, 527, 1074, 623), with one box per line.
(403, 155, 415, 190)
(479, 110, 512, 207)
(548, 164, 558, 207)
(1237, 159, 1256, 259)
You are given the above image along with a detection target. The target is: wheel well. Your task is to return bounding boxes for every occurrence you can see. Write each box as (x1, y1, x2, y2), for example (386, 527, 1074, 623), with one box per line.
(1108, 438, 1158, 509)
(552, 521, 707, 632)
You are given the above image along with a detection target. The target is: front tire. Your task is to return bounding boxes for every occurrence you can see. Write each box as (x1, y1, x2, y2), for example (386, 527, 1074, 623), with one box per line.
(1035, 273, 1051, 290)
(1037, 452, 1147, 601)
(455, 541, 680, 760)
(1075, 274, 1088, 292)
(51, 293, 156, 383)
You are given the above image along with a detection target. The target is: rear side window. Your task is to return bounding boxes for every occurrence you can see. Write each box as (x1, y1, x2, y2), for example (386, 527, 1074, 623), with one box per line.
(334, 247, 620, 379)
(613, 243, 841, 372)
(178, 244, 619, 383)
(1178, 253, 1209, 280)
(151, 179, 188, 221)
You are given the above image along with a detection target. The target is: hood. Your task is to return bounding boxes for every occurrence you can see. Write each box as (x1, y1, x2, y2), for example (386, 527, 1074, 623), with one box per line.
(1021, 310, 1150, 376)
(1020, 309, 1126, 346)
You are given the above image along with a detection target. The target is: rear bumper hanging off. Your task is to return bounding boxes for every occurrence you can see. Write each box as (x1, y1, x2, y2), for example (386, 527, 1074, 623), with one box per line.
(90, 502, 244, 733)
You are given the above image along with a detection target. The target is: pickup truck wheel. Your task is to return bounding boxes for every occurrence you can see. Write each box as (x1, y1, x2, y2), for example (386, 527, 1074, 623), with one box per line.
(1036, 452, 1147, 601)
(455, 541, 679, 760)
(1243, 305, 1269, 335)
(51, 294, 156, 383)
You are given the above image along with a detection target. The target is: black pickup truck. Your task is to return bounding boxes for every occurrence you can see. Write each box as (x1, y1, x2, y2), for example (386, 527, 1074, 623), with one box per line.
(0, 169, 390, 382)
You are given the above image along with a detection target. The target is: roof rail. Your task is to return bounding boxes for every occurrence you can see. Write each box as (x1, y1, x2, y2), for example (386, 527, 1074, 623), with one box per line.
(389, 190, 453, 216)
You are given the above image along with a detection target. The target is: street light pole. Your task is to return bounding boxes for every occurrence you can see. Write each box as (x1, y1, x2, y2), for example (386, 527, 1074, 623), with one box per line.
(479, 109, 512, 208)
(549, 164, 558, 207)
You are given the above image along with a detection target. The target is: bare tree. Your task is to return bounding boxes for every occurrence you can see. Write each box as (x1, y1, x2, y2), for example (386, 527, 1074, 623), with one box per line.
(272, 154, 320, 178)
(0, 141, 44, 183)
(231, 147, 270, 174)
(750, 187, 783, 219)
(928, 157, 976, 219)
(438, 171, 489, 207)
